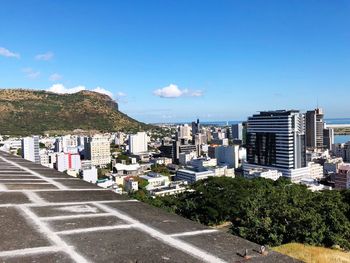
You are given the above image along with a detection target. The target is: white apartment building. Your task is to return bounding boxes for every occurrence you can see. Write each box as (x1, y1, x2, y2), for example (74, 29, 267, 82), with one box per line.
(178, 151, 196, 166)
(176, 169, 215, 184)
(124, 177, 139, 192)
(245, 168, 282, 181)
(81, 165, 98, 184)
(40, 151, 56, 169)
(129, 132, 148, 154)
(140, 172, 170, 191)
(84, 135, 111, 166)
(308, 162, 323, 180)
(214, 145, 240, 168)
(21, 136, 40, 163)
(56, 152, 81, 172)
(177, 124, 192, 140)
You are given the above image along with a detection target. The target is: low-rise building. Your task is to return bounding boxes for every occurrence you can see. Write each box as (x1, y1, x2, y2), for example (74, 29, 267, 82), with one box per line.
(140, 172, 170, 191)
(176, 169, 215, 184)
(188, 158, 217, 171)
(308, 162, 323, 180)
(124, 177, 139, 192)
(113, 163, 141, 176)
(324, 157, 344, 175)
(56, 152, 81, 173)
(150, 182, 187, 197)
(150, 157, 173, 166)
(80, 162, 98, 184)
(244, 168, 282, 181)
(334, 164, 350, 189)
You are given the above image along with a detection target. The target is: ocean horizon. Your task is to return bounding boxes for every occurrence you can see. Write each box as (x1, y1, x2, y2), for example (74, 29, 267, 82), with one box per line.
(155, 118, 350, 126)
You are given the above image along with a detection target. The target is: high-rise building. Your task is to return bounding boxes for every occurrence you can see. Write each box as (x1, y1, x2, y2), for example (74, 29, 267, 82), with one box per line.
(232, 123, 243, 140)
(323, 127, 334, 150)
(128, 132, 148, 154)
(21, 136, 40, 163)
(244, 110, 307, 181)
(191, 119, 200, 140)
(213, 145, 240, 168)
(305, 108, 324, 150)
(177, 124, 192, 140)
(84, 135, 111, 166)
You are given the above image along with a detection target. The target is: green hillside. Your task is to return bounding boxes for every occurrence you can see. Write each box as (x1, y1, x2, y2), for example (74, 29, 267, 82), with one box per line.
(0, 89, 147, 135)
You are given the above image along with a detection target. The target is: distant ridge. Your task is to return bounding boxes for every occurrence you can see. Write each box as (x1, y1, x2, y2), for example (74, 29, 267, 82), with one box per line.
(0, 89, 147, 135)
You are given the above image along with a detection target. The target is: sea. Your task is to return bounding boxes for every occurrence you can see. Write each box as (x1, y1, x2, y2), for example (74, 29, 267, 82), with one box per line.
(167, 118, 350, 144)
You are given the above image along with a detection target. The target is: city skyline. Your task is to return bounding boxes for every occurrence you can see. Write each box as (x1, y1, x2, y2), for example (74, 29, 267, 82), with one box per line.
(1, 0, 349, 123)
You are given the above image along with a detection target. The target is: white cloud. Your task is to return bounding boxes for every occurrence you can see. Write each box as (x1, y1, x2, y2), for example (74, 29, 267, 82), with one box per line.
(0, 47, 20, 58)
(153, 84, 203, 98)
(190, 90, 203, 97)
(92, 87, 113, 98)
(47, 84, 114, 99)
(116, 92, 127, 97)
(47, 84, 86, 94)
(116, 91, 128, 103)
(35, 51, 54, 61)
(22, 68, 40, 79)
(49, 73, 62, 81)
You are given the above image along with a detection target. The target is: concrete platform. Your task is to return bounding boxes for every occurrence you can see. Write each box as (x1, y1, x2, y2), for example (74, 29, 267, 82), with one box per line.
(0, 151, 299, 263)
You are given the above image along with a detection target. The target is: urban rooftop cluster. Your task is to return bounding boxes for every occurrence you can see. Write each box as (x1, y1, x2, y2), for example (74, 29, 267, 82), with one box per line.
(1, 108, 349, 196)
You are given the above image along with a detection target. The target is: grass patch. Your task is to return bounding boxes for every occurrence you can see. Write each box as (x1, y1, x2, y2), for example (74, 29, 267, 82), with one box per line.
(273, 243, 350, 263)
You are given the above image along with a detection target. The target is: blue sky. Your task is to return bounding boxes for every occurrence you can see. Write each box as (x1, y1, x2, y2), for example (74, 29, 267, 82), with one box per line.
(0, 0, 349, 123)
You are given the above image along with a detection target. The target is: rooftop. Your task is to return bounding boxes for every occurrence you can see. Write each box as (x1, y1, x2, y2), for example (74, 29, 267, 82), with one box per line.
(0, 151, 298, 262)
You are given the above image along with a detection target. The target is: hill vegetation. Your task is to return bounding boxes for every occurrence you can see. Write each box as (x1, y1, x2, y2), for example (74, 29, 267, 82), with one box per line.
(0, 89, 147, 135)
(131, 177, 350, 250)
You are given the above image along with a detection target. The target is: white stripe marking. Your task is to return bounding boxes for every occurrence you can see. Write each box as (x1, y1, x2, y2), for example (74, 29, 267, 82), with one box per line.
(0, 171, 29, 173)
(56, 224, 134, 235)
(0, 183, 8, 191)
(94, 203, 227, 263)
(4, 182, 52, 185)
(0, 188, 109, 193)
(41, 212, 113, 221)
(0, 179, 45, 181)
(0, 199, 138, 208)
(19, 206, 89, 263)
(0, 246, 63, 258)
(23, 191, 47, 205)
(170, 229, 218, 237)
(0, 156, 67, 190)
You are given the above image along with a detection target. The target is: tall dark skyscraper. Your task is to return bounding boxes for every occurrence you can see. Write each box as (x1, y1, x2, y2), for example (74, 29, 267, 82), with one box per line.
(191, 119, 200, 141)
(305, 108, 324, 150)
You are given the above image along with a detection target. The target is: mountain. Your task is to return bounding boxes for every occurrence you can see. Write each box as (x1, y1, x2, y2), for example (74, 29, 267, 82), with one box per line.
(0, 89, 147, 135)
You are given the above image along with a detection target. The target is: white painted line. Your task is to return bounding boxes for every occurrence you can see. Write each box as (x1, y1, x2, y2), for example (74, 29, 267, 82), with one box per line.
(0, 179, 46, 181)
(0, 183, 8, 191)
(0, 246, 63, 258)
(56, 224, 134, 235)
(169, 229, 218, 237)
(18, 206, 89, 263)
(23, 191, 47, 205)
(0, 199, 138, 208)
(0, 188, 109, 193)
(50, 178, 80, 180)
(0, 156, 67, 190)
(41, 212, 113, 221)
(4, 182, 52, 185)
(0, 174, 38, 177)
(94, 203, 228, 263)
(0, 171, 29, 173)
